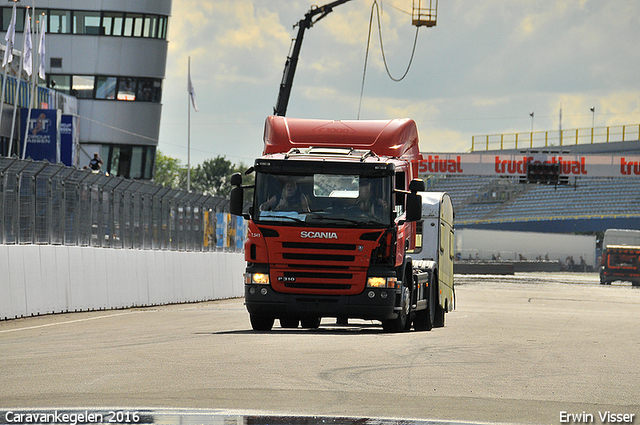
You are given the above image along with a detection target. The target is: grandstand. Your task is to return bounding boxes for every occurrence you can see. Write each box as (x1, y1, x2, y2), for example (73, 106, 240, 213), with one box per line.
(427, 135, 640, 234)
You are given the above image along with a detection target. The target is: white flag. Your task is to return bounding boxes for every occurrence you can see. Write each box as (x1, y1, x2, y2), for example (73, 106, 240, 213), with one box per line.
(22, 13, 32, 76)
(2, 3, 17, 67)
(188, 66, 198, 112)
(38, 20, 46, 80)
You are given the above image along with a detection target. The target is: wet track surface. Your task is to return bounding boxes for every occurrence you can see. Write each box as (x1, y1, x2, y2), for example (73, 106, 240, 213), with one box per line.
(1, 273, 639, 425)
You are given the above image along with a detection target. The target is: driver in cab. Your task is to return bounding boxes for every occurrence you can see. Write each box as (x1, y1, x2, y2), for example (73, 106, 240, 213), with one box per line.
(260, 180, 310, 212)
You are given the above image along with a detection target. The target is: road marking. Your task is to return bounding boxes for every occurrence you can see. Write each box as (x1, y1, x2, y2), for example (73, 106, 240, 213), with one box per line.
(0, 310, 152, 334)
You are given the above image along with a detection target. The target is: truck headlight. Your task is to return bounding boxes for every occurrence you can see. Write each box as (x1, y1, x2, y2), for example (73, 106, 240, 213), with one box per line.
(367, 277, 396, 288)
(244, 272, 270, 285)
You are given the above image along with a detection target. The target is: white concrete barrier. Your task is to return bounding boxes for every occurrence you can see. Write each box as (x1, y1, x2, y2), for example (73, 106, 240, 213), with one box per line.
(0, 246, 245, 320)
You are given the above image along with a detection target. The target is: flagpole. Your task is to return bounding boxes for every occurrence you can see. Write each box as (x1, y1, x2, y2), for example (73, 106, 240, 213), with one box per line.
(22, 8, 36, 160)
(9, 7, 29, 157)
(187, 56, 191, 192)
(0, 64, 8, 153)
(0, 0, 17, 157)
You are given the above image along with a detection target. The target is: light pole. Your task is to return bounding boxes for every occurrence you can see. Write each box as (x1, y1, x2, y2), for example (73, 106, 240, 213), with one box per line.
(590, 106, 595, 143)
(530, 112, 534, 146)
(530, 111, 534, 132)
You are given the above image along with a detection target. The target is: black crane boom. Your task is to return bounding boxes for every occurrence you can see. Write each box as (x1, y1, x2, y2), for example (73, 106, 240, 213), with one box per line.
(273, 0, 354, 117)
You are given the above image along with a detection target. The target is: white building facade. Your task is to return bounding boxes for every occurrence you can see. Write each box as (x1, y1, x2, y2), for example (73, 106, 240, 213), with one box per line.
(0, 0, 172, 179)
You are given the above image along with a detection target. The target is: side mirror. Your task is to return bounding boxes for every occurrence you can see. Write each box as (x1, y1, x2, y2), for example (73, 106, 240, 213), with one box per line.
(409, 179, 425, 193)
(230, 172, 243, 187)
(406, 192, 422, 222)
(229, 172, 243, 216)
(230, 186, 244, 216)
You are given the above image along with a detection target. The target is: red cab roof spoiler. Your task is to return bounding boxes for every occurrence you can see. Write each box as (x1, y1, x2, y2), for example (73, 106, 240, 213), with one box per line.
(263, 116, 422, 164)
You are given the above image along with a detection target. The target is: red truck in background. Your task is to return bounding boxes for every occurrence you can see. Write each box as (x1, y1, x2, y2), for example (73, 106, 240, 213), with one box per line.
(230, 116, 455, 332)
(600, 229, 640, 286)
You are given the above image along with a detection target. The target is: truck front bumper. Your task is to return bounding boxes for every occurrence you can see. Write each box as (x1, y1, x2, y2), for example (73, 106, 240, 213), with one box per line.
(244, 285, 399, 321)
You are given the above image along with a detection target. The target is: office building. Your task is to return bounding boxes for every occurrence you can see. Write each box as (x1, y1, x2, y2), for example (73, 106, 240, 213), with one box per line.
(0, 0, 172, 179)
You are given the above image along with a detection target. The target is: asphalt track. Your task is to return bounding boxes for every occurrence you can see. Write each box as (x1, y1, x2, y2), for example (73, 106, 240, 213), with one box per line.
(1, 272, 639, 425)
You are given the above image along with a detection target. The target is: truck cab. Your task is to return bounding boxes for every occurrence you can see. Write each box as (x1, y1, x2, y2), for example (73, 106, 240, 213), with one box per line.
(231, 116, 451, 331)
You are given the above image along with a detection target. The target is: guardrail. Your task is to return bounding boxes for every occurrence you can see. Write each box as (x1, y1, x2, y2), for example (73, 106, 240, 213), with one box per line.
(471, 124, 640, 151)
(0, 157, 245, 252)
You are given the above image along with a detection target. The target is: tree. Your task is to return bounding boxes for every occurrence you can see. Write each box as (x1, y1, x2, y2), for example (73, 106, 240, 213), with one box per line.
(191, 155, 253, 197)
(154, 152, 253, 199)
(153, 150, 187, 189)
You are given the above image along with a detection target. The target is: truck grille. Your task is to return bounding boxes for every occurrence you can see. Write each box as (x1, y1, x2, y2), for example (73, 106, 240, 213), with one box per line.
(269, 237, 371, 295)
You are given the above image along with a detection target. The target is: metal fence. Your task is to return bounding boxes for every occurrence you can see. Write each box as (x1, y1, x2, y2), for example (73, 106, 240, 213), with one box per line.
(471, 123, 640, 152)
(0, 157, 246, 252)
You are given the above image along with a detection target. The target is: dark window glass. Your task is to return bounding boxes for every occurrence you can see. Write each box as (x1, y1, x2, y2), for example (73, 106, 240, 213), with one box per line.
(2, 7, 25, 32)
(144, 147, 156, 179)
(95, 76, 117, 99)
(48, 74, 71, 93)
(130, 146, 144, 179)
(117, 77, 136, 101)
(136, 78, 161, 102)
(50, 58, 63, 68)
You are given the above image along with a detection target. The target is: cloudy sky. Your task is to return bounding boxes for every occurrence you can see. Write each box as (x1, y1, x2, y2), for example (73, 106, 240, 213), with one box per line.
(157, 0, 640, 167)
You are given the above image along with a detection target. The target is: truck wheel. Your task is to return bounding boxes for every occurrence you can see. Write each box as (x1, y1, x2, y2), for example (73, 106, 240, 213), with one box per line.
(382, 286, 409, 333)
(301, 317, 321, 329)
(250, 314, 274, 331)
(414, 274, 434, 331)
(434, 298, 446, 328)
(280, 317, 300, 328)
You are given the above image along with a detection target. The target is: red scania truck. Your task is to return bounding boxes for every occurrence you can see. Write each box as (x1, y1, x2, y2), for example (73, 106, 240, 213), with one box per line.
(230, 116, 454, 332)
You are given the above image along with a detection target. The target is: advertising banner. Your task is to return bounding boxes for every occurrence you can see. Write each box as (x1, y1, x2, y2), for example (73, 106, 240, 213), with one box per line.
(419, 153, 640, 178)
(216, 212, 226, 248)
(60, 114, 77, 166)
(21, 109, 59, 163)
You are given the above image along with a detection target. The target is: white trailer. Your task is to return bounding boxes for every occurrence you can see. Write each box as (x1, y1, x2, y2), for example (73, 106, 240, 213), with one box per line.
(455, 228, 596, 267)
(407, 192, 455, 330)
(603, 229, 640, 248)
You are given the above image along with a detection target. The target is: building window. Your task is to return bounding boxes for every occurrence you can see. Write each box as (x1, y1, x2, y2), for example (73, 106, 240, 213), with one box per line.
(73, 11, 101, 35)
(49, 74, 162, 103)
(48, 10, 71, 34)
(143, 15, 157, 38)
(103, 144, 156, 180)
(136, 78, 162, 103)
(48, 75, 71, 93)
(95, 76, 117, 100)
(117, 77, 136, 101)
(158, 16, 168, 39)
(50, 58, 63, 68)
(72, 75, 95, 99)
(102, 11, 124, 36)
(3, 7, 168, 39)
(1, 7, 25, 32)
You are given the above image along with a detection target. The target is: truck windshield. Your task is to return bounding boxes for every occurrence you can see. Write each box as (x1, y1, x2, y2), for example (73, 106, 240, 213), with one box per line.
(255, 173, 392, 227)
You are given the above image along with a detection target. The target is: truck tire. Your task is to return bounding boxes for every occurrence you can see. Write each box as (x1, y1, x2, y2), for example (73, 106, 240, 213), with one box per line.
(434, 298, 445, 328)
(382, 285, 409, 333)
(414, 273, 434, 331)
(280, 317, 300, 328)
(250, 314, 275, 331)
(301, 317, 321, 329)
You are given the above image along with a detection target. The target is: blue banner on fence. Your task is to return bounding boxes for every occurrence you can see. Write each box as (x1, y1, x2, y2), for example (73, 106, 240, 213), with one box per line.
(21, 109, 59, 163)
(60, 114, 76, 166)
